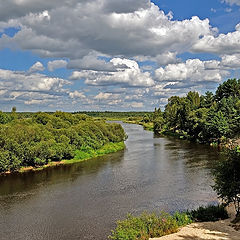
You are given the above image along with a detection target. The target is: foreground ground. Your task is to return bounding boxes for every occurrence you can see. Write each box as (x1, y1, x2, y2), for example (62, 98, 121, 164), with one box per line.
(151, 206, 240, 240)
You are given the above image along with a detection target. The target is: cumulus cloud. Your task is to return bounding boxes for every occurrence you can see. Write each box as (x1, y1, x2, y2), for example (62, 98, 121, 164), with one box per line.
(0, 1, 215, 60)
(192, 23, 240, 54)
(94, 92, 121, 100)
(0, 0, 240, 111)
(155, 59, 229, 85)
(28, 61, 44, 73)
(221, 54, 240, 69)
(0, 69, 69, 92)
(0, 0, 82, 21)
(67, 54, 117, 71)
(130, 102, 144, 108)
(0, 68, 71, 108)
(70, 58, 154, 87)
(24, 99, 53, 105)
(69, 90, 86, 99)
(48, 60, 68, 71)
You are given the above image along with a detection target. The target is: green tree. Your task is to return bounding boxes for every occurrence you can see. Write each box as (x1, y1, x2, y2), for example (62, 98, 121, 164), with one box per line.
(215, 79, 240, 102)
(213, 148, 240, 217)
(205, 111, 229, 139)
(0, 111, 12, 124)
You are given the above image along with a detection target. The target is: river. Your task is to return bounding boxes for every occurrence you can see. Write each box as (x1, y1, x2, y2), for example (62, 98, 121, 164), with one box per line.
(0, 122, 220, 240)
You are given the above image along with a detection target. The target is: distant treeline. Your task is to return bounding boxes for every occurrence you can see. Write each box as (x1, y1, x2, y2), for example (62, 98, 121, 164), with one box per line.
(0, 111, 125, 173)
(152, 79, 240, 143)
(74, 111, 152, 119)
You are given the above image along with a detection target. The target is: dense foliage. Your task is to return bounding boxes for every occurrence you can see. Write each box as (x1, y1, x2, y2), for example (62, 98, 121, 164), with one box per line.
(213, 148, 240, 217)
(190, 204, 228, 222)
(153, 79, 240, 143)
(0, 111, 126, 173)
(109, 212, 192, 240)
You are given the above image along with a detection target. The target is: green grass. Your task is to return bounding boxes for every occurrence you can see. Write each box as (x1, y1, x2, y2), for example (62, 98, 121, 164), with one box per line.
(62, 141, 125, 164)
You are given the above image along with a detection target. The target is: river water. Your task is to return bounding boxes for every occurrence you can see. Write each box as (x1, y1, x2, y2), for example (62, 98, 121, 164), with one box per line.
(0, 122, 220, 240)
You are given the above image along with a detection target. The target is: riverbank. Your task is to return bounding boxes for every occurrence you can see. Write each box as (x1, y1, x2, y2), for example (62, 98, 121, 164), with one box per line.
(124, 120, 240, 149)
(4, 141, 125, 174)
(150, 219, 240, 240)
(150, 206, 240, 240)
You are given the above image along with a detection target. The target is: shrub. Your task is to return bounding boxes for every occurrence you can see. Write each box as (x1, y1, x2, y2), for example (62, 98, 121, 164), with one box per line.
(109, 212, 192, 240)
(190, 204, 228, 222)
(213, 148, 240, 217)
(173, 211, 192, 226)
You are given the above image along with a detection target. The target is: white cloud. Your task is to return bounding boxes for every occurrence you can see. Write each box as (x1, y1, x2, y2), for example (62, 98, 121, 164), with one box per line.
(0, 0, 240, 111)
(94, 92, 120, 100)
(221, 54, 240, 69)
(28, 61, 44, 73)
(67, 54, 116, 71)
(95, 92, 113, 100)
(192, 23, 240, 54)
(130, 102, 143, 108)
(24, 99, 52, 105)
(155, 59, 229, 84)
(69, 91, 86, 99)
(0, 1, 215, 60)
(0, 69, 69, 92)
(48, 60, 68, 71)
(70, 58, 154, 87)
(0, 68, 71, 107)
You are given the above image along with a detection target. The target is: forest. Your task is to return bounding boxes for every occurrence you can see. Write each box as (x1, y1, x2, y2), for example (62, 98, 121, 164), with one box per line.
(74, 111, 152, 119)
(152, 79, 240, 144)
(0, 111, 126, 173)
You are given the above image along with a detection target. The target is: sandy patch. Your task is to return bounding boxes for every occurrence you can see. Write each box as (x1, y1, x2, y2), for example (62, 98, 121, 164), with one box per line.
(150, 206, 240, 240)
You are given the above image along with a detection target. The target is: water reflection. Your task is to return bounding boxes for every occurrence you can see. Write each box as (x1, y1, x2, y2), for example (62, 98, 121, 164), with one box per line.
(0, 123, 219, 240)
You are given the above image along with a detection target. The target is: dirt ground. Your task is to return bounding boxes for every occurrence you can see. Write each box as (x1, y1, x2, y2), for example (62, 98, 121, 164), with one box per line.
(150, 206, 240, 240)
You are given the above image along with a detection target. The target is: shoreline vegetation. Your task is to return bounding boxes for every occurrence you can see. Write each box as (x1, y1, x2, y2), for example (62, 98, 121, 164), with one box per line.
(0, 111, 126, 174)
(103, 79, 240, 149)
(152, 79, 240, 148)
(109, 205, 230, 240)
(13, 141, 125, 174)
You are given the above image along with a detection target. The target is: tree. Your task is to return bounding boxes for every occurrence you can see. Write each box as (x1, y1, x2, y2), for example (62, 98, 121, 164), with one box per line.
(213, 148, 240, 217)
(205, 110, 229, 139)
(215, 79, 240, 102)
(0, 111, 12, 124)
(201, 91, 214, 108)
(11, 106, 16, 113)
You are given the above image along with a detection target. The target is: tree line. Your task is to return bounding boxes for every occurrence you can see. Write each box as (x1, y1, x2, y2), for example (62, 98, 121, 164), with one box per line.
(0, 111, 126, 173)
(153, 79, 240, 143)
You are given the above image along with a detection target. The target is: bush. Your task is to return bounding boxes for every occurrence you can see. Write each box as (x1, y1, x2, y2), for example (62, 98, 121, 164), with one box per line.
(190, 204, 228, 222)
(173, 211, 192, 226)
(109, 212, 192, 240)
(213, 148, 240, 217)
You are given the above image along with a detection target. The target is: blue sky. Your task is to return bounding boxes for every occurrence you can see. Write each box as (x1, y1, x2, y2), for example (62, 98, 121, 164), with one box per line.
(0, 0, 240, 111)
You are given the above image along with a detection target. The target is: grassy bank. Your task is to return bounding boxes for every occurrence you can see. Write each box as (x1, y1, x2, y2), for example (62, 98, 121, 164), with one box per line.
(63, 141, 125, 164)
(18, 141, 125, 173)
(124, 120, 154, 131)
